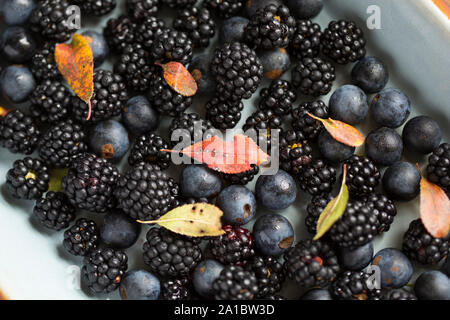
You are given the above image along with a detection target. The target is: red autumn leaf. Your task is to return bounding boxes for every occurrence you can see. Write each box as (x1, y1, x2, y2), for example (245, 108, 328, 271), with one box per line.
(156, 61, 197, 97)
(161, 134, 270, 174)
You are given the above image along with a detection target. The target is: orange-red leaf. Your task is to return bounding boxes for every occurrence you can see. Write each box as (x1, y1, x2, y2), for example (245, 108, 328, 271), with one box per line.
(156, 61, 197, 97)
(161, 134, 270, 174)
(307, 112, 364, 147)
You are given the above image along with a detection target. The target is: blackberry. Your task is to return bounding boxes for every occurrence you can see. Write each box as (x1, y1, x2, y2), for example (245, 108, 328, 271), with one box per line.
(114, 44, 155, 92)
(213, 265, 259, 300)
(258, 79, 297, 116)
(30, 42, 60, 81)
(427, 143, 450, 194)
(384, 290, 417, 300)
(173, 7, 216, 49)
(305, 194, 333, 234)
(292, 57, 335, 96)
(203, 0, 245, 19)
(161, 278, 192, 300)
(62, 153, 119, 213)
(142, 227, 202, 277)
(169, 113, 214, 146)
(29, 80, 72, 124)
(209, 225, 255, 266)
(211, 42, 263, 102)
(297, 158, 336, 196)
(290, 19, 322, 59)
(128, 133, 171, 169)
(331, 270, 381, 300)
(73, 0, 116, 16)
(246, 256, 285, 298)
(0, 110, 40, 155)
(263, 294, 287, 300)
(205, 96, 243, 130)
(150, 29, 193, 65)
(161, 0, 196, 9)
(283, 239, 340, 288)
(243, 109, 282, 151)
(104, 15, 138, 53)
(38, 120, 87, 168)
(365, 193, 397, 234)
(321, 20, 366, 65)
(126, 0, 160, 21)
(115, 162, 180, 221)
(82, 247, 128, 293)
(29, 0, 77, 42)
(291, 100, 329, 140)
(134, 16, 167, 50)
(63, 218, 99, 256)
(279, 129, 313, 175)
(33, 192, 76, 231)
(221, 165, 259, 185)
(72, 69, 129, 123)
(6, 157, 50, 200)
(402, 219, 449, 265)
(344, 155, 381, 198)
(244, 4, 296, 49)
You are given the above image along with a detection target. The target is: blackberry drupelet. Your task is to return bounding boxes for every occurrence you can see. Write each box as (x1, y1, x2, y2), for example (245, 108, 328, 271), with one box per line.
(134, 16, 167, 50)
(30, 42, 60, 81)
(331, 270, 381, 300)
(161, 0, 196, 9)
(205, 96, 243, 129)
(63, 218, 99, 256)
(284, 239, 340, 288)
(243, 109, 282, 151)
(62, 153, 119, 213)
(244, 4, 296, 49)
(290, 19, 322, 59)
(142, 227, 202, 277)
(114, 162, 180, 221)
(321, 20, 366, 65)
(210, 225, 255, 266)
(364, 193, 397, 234)
(305, 194, 333, 234)
(427, 143, 450, 194)
(402, 218, 449, 265)
(211, 42, 263, 102)
(150, 29, 193, 65)
(169, 113, 214, 146)
(246, 256, 285, 298)
(279, 129, 313, 175)
(104, 15, 138, 53)
(72, 69, 129, 123)
(83, 247, 128, 293)
(161, 278, 192, 300)
(258, 79, 297, 116)
(128, 133, 171, 169)
(384, 290, 417, 300)
(73, 0, 116, 16)
(0, 110, 40, 155)
(173, 7, 216, 48)
(292, 57, 335, 96)
(29, 80, 72, 124)
(344, 155, 381, 198)
(203, 0, 245, 19)
(291, 100, 329, 140)
(126, 0, 160, 21)
(221, 165, 260, 185)
(213, 265, 259, 300)
(33, 192, 75, 231)
(298, 158, 336, 196)
(6, 157, 50, 200)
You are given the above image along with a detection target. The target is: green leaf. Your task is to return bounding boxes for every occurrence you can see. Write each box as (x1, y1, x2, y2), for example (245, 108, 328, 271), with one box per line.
(48, 168, 69, 192)
(313, 165, 350, 240)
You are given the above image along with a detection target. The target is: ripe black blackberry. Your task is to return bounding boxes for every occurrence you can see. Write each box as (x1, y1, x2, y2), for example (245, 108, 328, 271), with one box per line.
(150, 29, 193, 65)
(258, 79, 297, 116)
(344, 155, 381, 198)
(162, 0, 196, 9)
(292, 57, 335, 96)
(283, 239, 340, 288)
(173, 7, 216, 48)
(279, 129, 313, 175)
(72, 69, 129, 123)
(126, 0, 160, 21)
(33, 192, 76, 231)
(30, 42, 61, 82)
(402, 218, 449, 265)
(211, 42, 263, 102)
(321, 20, 366, 65)
(0, 110, 40, 155)
(305, 194, 333, 234)
(161, 278, 192, 300)
(291, 100, 329, 140)
(169, 113, 214, 147)
(134, 16, 167, 50)
(29, 0, 77, 42)
(213, 265, 259, 300)
(6, 157, 50, 200)
(39, 120, 87, 168)
(63, 218, 99, 256)
(221, 165, 260, 185)
(246, 256, 285, 298)
(143, 227, 202, 277)
(244, 4, 296, 49)
(114, 44, 155, 92)
(104, 15, 138, 53)
(62, 153, 119, 213)
(128, 133, 171, 169)
(427, 143, 450, 194)
(29, 80, 72, 124)
(115, 162, 180, 221)
(205, 97, 243, 130)
(203, 0, 244, 19)
(73, 0, 116, 16)
(298, 158, 336, 196)
(384, 290, 417, 300)
(290, 19, 322, 59)
(243, 109, 282, 151)
(209, 225, 255, 266)
(82, 247, 128, 293)
(331, 270, 381, 300)
(364, 193, 397, 234)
